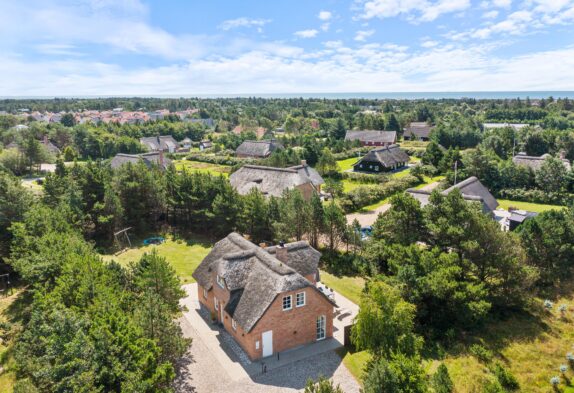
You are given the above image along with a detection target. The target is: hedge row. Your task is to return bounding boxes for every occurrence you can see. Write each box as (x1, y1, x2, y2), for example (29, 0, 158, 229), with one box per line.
(497, 188, 572, 206)
(339, 174, 422, 213)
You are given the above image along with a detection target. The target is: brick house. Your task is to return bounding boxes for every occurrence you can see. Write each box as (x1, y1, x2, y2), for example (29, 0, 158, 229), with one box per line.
(192, 233, 335, 360)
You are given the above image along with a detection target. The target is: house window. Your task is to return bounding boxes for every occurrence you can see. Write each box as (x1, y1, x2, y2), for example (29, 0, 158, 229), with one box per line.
(214, 297, 219, 311)
(316, 315, 326, 340)
(232, 318, 237, 330)
(359, 164, 363, 169)
(255, 341, 260, 350)
(296, 292, 306, 307)
(216, 275, 225, 289)
(282, 295, 292, 311)
(203, 288, 208, 299)
(375, 166, 379, 171)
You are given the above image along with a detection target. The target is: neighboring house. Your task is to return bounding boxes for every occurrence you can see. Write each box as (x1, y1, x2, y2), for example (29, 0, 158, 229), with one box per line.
(110, 151, 171, 170)
(483, 123, 530, 131)
(345, 130, 397, 147)
(199, 140, 212, 150)
(403, 122, 434, 141)
(512, 152, 571, 171)
(407, 176, 499, 214)
(181, 138, 192, 151)
(353, 144, 410, 173)
(140, 136, 179, 153)
(230, 161, 324, 200)
(192, 232, 335, 360)
(235, 140, 283, 158)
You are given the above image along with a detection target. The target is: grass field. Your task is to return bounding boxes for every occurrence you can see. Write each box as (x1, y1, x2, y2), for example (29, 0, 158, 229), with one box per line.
(498, 199, 566, 213)
(337, 157, 359, 172)
(101, 236, 212, 284)
(173, 159, 231, 177)
(319, 270, 365, 305)
(0, 289, 26, 393)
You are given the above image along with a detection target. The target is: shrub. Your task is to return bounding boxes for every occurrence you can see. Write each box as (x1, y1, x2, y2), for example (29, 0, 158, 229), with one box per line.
(470, 344, 493, 363)
(432, 364, 454, 393)
(339, 175, 421, 213)
(482, 379, 504, 393)
(491, 362, 519, 390)
(304, 376, 344, 393)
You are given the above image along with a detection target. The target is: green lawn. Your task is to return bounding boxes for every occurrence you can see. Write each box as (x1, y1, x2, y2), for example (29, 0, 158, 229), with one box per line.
(335, 348, 372, 385)
(319, 270, 365, 305)
(498, 199, 565, 213)
(363, 197, 389, 211)
(173, 159, 231, 177)
(101, 236, 212, 284)
(413, 175, 445, 190)
(389, 167, 411, 179)
(337, 157, 359, 172)
(341, 179, 376, 193)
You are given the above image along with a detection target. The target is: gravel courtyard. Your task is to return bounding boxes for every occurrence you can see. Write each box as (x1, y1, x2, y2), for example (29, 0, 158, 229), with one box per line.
(174, 316, 360, 393)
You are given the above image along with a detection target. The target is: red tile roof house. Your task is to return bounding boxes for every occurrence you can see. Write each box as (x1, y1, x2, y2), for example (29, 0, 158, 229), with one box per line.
(192, 233, 335, 360)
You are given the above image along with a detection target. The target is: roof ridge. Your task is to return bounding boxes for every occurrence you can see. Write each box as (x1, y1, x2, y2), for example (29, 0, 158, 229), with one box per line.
(242, 165, 299, 173)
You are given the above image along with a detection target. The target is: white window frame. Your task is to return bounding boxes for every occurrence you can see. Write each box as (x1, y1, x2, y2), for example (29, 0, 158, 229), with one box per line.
(296, 292, 306, 307)
(203, 288, 208, 299)
(232, 318, 237, 331)
(216, 275, 225, 289)
(316, 315, 326, 340)
(255, 340, 260, 350)
(282, 295, 292, 311)
(214, 297, 219, 311)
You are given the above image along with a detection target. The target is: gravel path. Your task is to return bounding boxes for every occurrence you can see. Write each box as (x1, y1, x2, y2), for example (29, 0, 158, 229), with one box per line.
(174, 317, 360, 393)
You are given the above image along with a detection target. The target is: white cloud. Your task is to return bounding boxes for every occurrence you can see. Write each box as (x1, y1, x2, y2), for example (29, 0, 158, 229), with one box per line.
(294, 29, 319, 38)
(321, 23, 331, 32)
(355, 30, 375, 41)
(492, 0, 512, 8)
(482, 10, 499, 18)
(360, 0, 471, 22)
(421, 40, 439, 48)
(318, 10, 332, 20)
(218, 17, 271, 31)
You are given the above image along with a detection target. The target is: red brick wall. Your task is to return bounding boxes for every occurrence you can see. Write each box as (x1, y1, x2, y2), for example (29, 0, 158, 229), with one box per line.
(198, 274, 334, 360)
(235, 288, 333, 360)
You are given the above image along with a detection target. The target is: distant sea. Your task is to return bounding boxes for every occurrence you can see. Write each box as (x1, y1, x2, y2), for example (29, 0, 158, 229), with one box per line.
(3, 91, 574, 100)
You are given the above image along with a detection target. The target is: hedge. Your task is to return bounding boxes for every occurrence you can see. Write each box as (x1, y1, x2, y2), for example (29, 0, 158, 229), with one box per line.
(339, 174, 422, 213)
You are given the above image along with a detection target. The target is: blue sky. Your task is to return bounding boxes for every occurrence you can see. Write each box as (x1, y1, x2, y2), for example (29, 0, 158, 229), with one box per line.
(1, 0, 574, 95)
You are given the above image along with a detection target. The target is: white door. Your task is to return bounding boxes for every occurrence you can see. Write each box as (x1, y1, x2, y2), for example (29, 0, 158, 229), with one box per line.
(220, 302, 224, 322)
(262, 330, 273, 357)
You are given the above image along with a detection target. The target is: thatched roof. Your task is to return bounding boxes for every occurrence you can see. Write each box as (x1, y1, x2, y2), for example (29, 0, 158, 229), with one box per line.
(235, 140, 283, 158)
(407, 176, 498, 213)
(512, 153, 571, 171)
(345, 130, 397, 144)
(140, 135, 178, 151)
(192, 233, 328, 332)
(229, 164, 323, 197)
(110, 152, 171, 170)
(403, 122, 434, 139)
(355, 144, 409, 168)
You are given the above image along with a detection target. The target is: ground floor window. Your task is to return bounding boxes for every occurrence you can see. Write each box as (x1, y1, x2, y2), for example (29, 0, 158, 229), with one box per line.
(214, 297, 219, 311)
(203, 288, 208, 298)
(232, 318, 237, 330)
(316, 315, 326, 340)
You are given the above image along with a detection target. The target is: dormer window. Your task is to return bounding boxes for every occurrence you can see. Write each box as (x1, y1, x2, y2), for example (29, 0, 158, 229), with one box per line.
(216, 275, 225, 289)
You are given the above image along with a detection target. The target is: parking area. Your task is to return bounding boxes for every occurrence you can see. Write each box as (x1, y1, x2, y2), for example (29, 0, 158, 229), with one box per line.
(175, 283, 360, 392)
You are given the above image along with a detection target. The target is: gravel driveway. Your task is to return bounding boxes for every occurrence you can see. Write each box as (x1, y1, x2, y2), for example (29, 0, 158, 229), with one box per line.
(174, 316, 360, 393)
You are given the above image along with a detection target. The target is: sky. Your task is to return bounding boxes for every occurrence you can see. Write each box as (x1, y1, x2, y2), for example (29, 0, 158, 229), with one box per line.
(1, 0, 574, 96)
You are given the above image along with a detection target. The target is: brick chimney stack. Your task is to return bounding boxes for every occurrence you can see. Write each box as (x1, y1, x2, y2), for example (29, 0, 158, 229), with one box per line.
(276, 241, 288, 263)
